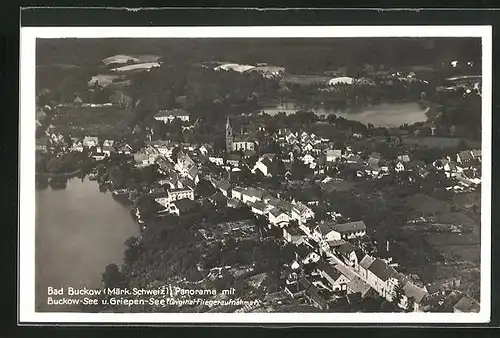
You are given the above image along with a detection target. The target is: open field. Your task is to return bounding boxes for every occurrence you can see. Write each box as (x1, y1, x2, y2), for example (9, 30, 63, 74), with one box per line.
(88, 74, 122, 87)
(51, 106, 134, 138)
(405, 193, 451, 216)
(403, 137, 481, 149)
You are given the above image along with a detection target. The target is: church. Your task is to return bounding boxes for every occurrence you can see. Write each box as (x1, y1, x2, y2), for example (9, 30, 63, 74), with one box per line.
(225, 117, 258, 153)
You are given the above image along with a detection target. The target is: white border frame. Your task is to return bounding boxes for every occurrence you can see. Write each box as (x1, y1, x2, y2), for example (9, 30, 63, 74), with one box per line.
(19, 25, 492, 324)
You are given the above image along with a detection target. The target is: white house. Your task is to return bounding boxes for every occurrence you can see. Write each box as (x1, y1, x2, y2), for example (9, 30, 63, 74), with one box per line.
(328, 221, 367, 240)
(326, 149, 342, 163)
(268, 208, 290, 227)
(302, 153, 316, 167)
(154, 108, 190, 123)
(83, 136, 99, 148)
(291, 201, 315, 225)
(317, 261, 350, 291)
(166, 187, 195, 203)
(208, 155, 224, 166)
(241, 187, 270, 204)
(231, 186, 246, 201)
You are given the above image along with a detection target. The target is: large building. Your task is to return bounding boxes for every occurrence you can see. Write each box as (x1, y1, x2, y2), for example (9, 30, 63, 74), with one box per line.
(225, 117, 258, 153)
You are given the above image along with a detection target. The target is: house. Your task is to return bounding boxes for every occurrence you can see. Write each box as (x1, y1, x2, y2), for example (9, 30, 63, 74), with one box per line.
(313, 222, 338, 243)
(400, 281, 428, 312)
(70, 140, 84, 152)
(329, 221, 367, 240)
(268, 208, 290, 228)
(242, 187, 270, 204)
(291, 201, 315, 225)
(103, 139, 115, 147)
(395, 161, 406, 172)
(133, 152, 150, 167)
(317, 261, 350, 291)
(443, 160, 464, 178)
(187, 166, 200, 184)
(335, 243, 364, 267)
(347, 277, 374, 298)
(346, 154, 363, 165)
(148, 140, 174, 157)
(215, 180, 231, 197)
(457, 150, 473, 166)
(232, 136, 258, 152)
(231, 186, 246, 201)
(326, 149, 342, 163)
(302, 142, 314, 153)
(426, 278, 461, 296)
(302, 153, 316, 167)
(365, 258, 400, 300)
(357, 255, 376, 280)
(151, 191, 169, 209)
(226, 154, 241, 167)
(227, 198, 242, 209)
(208, 155, 224, 166)
(166, 187, 195, 203)
(397, 154, 411, 163)
(90, 147, 106, 161)
(453, 295, 480, 313)
(103, 146, 115, 157)
(154, 108, 190, 123)
(253, 156, 280, 177)
(175, 152, 196, 175)
(250, 201, 272, 216)
(471, 149, 481, 162)
(118, 144, 133, 155)
(83, 136, 99, 148)
(299, 277, 329, 310)
(168, 198, 198, 216)
(283, 226, 306, 243)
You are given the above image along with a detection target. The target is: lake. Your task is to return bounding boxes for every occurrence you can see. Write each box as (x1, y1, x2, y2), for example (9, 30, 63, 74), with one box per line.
(259, 102, 429, 128)
(35, 178, 139, 312)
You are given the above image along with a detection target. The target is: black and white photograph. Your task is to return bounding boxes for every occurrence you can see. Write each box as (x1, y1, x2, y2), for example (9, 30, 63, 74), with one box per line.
(19, 25, 491, 324)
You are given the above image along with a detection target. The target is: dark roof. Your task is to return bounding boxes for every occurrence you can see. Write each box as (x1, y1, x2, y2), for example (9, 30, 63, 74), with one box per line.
(317, 222, 335, 235)
(245, 187, 269, 199)
(172, 198, 198, 212)
(458, 150, 473, 161)
(453, 295, 480, 312)
(317, 261, 342, 281)
(332, 221, 366, 233)
(269, 208, 287, 217)
(359, 255, 376, 270)
(305, 284, 328, 309)
(367, 258, 396, 282)
(336, 243, 356, 256)
(251, 201, 268, 212)
(216, 180, 231, 191)
(403, 281, 428, 304)
(227, 153, 241, 161)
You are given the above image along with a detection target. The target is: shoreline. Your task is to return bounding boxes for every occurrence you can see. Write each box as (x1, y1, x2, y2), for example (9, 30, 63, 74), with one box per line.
(36, 169, 81, 178)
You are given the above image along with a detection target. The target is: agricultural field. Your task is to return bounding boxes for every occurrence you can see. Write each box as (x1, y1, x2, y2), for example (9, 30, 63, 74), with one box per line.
(405, 193, 452, 216)
(403, 137, 481, 149)
(51, 105, 134, 138)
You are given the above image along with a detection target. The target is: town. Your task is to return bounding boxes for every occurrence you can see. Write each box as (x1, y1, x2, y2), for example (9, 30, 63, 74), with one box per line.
(35, 38, 482, 314)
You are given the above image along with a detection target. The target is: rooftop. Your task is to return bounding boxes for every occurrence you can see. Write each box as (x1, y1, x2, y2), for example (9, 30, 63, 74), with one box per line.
(156, 108, 189, 117)
(453, 295, 480, 313)
(403, 281, 428, 304)
(332, 221, 367, 233)
(367, 258, 396, 282)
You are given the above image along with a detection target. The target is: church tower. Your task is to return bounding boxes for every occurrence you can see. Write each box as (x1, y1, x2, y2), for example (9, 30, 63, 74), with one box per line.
(225, 116, 233, 153)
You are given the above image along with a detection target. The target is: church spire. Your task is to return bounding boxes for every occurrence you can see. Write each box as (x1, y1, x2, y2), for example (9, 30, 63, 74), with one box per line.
(225, 116, 233, 153)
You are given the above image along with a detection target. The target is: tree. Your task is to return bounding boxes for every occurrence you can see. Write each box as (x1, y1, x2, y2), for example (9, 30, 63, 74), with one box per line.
(102, 263, 126, 289)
